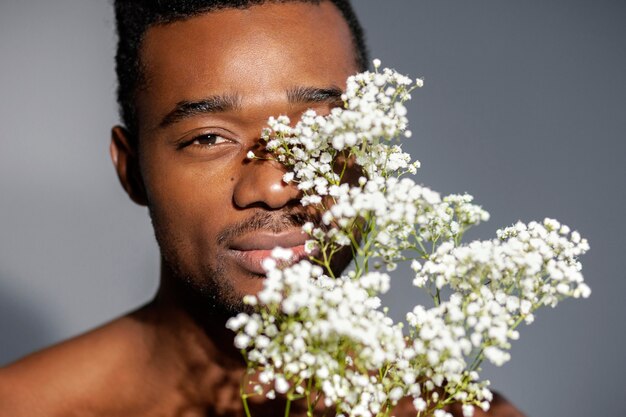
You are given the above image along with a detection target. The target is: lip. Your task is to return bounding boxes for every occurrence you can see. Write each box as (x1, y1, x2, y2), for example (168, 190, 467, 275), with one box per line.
(227, 229, 313, 275)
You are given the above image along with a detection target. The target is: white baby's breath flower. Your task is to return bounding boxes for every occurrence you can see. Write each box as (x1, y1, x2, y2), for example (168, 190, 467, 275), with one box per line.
(228, 62, 589, 417)
(462, 404, 475, 417)
(271, 246, 293, 261)
(274, 376, 290, 394)
(282, 172, 294, 183)
(413, 397, 427, 412)
(234, 333, 251, 349)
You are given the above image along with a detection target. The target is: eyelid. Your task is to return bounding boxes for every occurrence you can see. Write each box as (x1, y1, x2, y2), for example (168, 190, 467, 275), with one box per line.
(175, 129, 238, 149)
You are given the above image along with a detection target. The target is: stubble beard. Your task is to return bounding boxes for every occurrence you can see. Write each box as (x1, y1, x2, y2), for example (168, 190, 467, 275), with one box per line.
(148, 206, 338, 316)
(149, 206, 248, 316)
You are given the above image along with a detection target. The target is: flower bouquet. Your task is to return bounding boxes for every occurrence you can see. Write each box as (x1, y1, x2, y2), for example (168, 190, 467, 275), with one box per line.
(226, 60, 590, 417)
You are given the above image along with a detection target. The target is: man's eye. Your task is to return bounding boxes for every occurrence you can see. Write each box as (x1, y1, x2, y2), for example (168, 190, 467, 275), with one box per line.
(189, 134, 229, 147)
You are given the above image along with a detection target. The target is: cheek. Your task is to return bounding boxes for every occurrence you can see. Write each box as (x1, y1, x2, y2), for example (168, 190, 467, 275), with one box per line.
(141, 150, 236, 253)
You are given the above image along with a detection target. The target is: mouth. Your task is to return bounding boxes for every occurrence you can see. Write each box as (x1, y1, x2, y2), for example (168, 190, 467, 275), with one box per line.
(226, 228, 313, 275)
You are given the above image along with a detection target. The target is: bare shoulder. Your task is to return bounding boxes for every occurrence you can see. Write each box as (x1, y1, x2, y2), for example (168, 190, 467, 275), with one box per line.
(393, 392, 527, 417)
(0, 310, 155, 417)
(447, 392, 527, 417)
(485, 392, 527, 417)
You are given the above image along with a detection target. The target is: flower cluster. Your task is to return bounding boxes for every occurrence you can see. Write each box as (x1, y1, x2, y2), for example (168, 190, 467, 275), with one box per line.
(259, 63, 420, 203)
(227, 62, 590, 417)
(417, 218, 591, 315)
(227, 259, 409, 416)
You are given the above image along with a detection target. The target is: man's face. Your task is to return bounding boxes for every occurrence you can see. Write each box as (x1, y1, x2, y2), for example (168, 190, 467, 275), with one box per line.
(122, 2, 359, 311)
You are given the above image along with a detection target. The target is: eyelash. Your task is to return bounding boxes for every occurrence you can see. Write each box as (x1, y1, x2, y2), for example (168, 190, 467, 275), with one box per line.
(180, 133, 230, 149)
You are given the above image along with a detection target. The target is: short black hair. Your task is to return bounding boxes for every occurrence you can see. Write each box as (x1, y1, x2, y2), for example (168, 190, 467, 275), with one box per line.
(114, 0, 369, 139)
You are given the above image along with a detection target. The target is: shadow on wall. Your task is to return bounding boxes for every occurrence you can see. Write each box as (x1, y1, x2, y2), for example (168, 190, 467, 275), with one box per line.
(0, 271, 56, 366)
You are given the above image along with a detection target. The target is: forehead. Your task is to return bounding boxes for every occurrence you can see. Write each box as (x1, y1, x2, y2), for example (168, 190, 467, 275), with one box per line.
(136, 2, 357, 131)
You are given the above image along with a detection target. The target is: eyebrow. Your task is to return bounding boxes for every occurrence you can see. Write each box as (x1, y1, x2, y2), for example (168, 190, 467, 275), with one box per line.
(159, 93, 241, 128)
(286, 85, 344, 106)
(158, 86, 343, 129)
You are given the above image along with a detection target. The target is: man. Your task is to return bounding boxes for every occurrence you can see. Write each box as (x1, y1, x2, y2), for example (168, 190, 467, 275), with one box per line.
(0, 1, 524, 416)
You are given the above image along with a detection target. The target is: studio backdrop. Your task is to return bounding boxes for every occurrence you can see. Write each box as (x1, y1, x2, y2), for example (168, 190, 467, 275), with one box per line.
(1, 1, 624, 416)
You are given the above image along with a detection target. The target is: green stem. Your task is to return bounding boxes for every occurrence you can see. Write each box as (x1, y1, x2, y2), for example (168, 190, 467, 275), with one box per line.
(241, 394, 252, 417)
(416, 238, 429, 259)
(240, 368, 253, 417)
(434, 288, 441, 306)
(321, 242, 336, 279)
(468, 349, 484, 373)
(305, 377, 315, 417)
(338, 151, 352, 182)
(284, 397, 292, 417)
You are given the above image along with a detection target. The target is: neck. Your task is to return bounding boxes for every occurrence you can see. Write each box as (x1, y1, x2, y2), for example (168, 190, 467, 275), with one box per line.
(138, 261, 311, 416)
(152, 270, 245, 364)
(134, 262, 248, 415)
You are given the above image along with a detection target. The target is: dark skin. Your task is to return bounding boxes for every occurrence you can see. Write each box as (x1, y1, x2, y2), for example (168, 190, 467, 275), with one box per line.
(0, 3, 525, 416)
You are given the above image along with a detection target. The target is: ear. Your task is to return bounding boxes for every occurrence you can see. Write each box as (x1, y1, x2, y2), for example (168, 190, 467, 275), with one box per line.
(110, 126, 148, 206)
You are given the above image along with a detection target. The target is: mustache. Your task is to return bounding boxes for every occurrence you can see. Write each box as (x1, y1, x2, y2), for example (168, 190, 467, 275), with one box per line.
(217, 210, 321, 247)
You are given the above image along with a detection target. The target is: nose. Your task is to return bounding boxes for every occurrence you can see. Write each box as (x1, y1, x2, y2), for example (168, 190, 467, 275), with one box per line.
(233, 158, 301, 209)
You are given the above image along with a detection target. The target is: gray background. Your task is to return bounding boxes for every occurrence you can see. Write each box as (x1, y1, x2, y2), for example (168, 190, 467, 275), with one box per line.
(0, 0, 624, 416)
